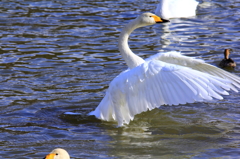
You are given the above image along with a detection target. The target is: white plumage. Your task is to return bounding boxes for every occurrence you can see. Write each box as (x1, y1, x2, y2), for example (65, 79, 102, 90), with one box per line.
(155, 0, 199, 19)
(89, 13, 240, 126)
(44, 148, 70, 159)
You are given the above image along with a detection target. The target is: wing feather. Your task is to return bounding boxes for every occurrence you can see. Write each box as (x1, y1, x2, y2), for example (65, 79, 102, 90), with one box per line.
(89, 60, 235, 126)
(151, 71, 166, 105)
(147, 51, 240, 92)
(162, 72, 175, 105)
(169, 75, 188, 104)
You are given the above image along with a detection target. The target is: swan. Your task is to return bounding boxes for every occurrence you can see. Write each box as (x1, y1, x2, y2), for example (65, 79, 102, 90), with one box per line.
(44, 148, 70, 159)
(89, 12, 240, 127)
(219, 49, 236, 68)
(155, 0, 199, 19)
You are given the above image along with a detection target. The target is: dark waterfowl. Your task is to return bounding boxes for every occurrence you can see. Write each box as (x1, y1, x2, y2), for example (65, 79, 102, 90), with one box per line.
(219, 49, 236, 68)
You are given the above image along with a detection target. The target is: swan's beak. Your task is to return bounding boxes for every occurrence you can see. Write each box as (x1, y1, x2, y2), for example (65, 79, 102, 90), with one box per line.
(160, 18, 170, 23)
(152, 15, 170, 23)
(43, 153, 55, 159)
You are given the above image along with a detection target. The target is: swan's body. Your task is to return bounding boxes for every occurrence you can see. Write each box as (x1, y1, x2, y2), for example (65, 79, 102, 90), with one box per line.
(44, 148, 70, 159)
(219, 49, 236, 68)
(155, 0, 199, 19)
(89, 13, 240, 127)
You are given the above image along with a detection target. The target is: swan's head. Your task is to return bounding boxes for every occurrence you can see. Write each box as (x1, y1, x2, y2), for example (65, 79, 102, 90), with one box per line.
(136, 12, 169, 27)
(44, 148, 70, 159)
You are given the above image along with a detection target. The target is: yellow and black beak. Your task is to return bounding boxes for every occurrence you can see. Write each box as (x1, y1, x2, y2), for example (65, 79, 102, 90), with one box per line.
(152, 15, 170, 23)
(43, 153, 56, 159)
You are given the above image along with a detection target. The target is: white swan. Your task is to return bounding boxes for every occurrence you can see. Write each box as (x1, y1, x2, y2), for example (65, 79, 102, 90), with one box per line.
(89, 12, 240, 127)
(44, 148, 70, 159)
(155, 0, 199, 19)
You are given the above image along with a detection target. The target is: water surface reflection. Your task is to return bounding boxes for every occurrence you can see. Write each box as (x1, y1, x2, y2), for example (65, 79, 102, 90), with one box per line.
(0, 0, 240, 158)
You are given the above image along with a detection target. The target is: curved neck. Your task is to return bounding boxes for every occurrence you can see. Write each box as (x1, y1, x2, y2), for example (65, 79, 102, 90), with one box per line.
(118, 20, 145, 69)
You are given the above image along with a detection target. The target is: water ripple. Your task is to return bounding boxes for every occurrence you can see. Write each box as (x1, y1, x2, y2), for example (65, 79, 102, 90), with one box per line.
(0, 0, 240, 158)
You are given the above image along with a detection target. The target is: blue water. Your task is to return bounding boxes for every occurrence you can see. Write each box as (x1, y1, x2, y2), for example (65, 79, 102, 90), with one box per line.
(0, 0, 240, 158)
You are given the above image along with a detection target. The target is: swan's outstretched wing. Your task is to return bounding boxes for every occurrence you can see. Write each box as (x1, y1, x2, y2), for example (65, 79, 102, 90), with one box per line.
(147, 51, 240, 92)
(89, 60, 232, 126)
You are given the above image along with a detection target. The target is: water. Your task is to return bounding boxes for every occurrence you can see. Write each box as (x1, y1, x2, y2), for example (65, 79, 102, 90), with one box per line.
(0, 0, 240, 158)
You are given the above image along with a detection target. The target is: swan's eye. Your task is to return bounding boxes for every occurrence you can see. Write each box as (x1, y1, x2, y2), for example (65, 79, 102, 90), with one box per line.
(149, 16, 152, 17)
(56, 153, 58, 155)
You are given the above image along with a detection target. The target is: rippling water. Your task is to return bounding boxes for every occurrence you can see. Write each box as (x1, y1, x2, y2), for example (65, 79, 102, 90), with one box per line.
(1, 0, 240, 158)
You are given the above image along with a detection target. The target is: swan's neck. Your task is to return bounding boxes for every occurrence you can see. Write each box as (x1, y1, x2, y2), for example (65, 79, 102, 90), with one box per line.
(118, 20, 145, 69)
